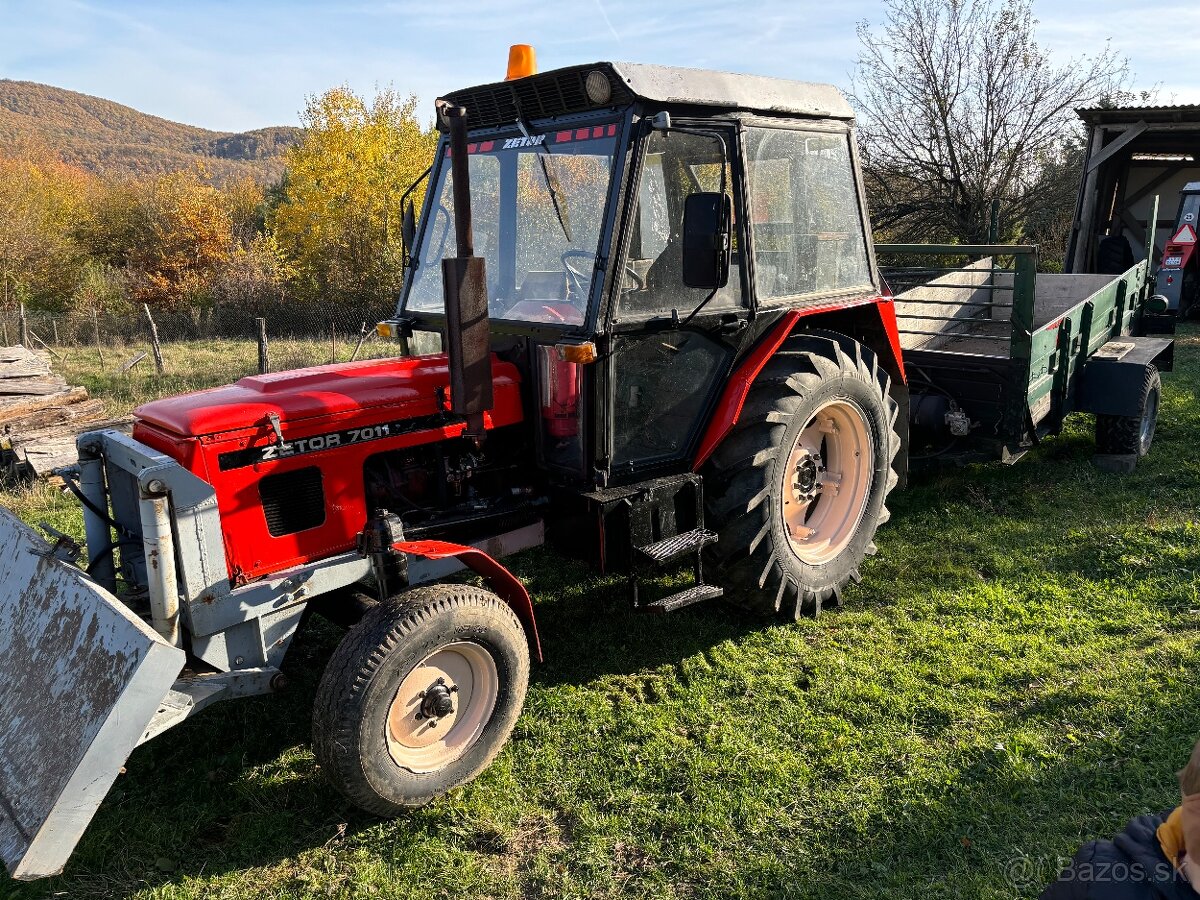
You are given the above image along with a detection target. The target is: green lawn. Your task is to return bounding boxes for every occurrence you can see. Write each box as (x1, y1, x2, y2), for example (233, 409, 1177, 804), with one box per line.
(40, 335, 396, 416)
(2, 330, 1199, 899)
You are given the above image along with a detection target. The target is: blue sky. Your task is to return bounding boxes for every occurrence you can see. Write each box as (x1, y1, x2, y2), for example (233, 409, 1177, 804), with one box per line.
(3, 0, 1200, 133)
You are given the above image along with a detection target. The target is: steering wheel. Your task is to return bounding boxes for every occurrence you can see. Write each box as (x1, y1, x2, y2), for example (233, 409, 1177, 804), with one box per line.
(561, 249, 595, 301)
(561, 249, 646, 299)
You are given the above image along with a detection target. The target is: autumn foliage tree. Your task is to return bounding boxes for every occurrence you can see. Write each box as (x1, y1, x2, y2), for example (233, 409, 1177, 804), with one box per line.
(0, 147, 92, 310)
(0, 82, 439, 321)
(268, 86, 437, 306)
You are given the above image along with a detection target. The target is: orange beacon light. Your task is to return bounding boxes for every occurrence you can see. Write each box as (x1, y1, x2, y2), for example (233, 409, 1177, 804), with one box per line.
(506, 44, 537, 80)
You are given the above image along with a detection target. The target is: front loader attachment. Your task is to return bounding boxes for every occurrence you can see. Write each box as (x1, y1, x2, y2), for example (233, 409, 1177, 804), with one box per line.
(0, 506, 185, 881)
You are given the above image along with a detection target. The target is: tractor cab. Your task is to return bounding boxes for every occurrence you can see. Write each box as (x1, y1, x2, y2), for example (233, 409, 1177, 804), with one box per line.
(391, 61, 878, 490)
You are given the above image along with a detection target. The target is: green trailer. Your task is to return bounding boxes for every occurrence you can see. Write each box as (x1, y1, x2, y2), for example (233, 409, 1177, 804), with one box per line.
(877, 241, 1174, 470)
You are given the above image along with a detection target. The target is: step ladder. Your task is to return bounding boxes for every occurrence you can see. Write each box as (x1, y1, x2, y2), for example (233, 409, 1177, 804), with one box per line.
(631, 527, 723, 612)
(623, 474, 723, 613)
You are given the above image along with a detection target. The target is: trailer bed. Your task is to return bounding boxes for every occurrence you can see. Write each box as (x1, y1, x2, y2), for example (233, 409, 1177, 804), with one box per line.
(917, 273, 1121, 357)
(877, 244, 1161, 461)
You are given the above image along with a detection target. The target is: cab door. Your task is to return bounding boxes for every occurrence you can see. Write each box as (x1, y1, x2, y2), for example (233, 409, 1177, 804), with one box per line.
(603, 123, 750, 482)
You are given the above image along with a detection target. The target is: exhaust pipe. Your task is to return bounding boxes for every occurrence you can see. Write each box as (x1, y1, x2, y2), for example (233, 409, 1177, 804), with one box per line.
(437, 101, 493, 444)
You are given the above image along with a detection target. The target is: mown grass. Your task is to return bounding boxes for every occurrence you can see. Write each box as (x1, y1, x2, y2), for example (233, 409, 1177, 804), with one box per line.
(2, 330, 1200, 899)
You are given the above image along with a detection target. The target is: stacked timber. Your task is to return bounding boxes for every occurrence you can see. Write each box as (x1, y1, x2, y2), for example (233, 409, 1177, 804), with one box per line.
(0, 346, 129, 480)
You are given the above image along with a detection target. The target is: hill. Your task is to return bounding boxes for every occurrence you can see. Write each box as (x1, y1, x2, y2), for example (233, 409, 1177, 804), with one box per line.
(0, 80, 301, 181)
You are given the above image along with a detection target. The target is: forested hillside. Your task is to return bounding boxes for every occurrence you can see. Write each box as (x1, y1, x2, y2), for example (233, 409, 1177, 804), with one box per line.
(0, 80, 299, 181)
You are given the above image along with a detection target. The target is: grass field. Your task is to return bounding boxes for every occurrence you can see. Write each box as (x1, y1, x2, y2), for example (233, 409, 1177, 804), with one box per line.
(35, 334, 397, 416)
(2, 330, 1199, 900)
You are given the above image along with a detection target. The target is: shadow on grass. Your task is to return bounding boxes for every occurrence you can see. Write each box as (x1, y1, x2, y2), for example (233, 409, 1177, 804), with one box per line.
(5, 328, 1198, 898)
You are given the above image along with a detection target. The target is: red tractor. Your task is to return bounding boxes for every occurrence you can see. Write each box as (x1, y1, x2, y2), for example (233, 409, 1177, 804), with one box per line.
(7, 53, 1164, 880)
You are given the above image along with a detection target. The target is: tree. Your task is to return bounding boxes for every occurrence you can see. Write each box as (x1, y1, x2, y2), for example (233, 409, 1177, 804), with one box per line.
(121, 168, 235, 309)
(852, 0, 1128, 256)
(0, 148, 92, 311)
(268, 86, 438, 306)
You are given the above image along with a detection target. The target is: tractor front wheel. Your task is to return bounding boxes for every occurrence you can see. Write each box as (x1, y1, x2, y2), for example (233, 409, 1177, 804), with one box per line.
(312, 584, 529, 816)
(703, 333, 901, 617)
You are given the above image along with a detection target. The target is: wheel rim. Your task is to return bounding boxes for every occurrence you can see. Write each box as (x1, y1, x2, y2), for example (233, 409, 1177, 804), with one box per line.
(1140, 388, 1158, 451)
(386, 641, 499, 774)
(781, 399, 875, 565)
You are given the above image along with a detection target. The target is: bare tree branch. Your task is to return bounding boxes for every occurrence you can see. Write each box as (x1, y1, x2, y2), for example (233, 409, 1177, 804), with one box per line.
(850, 0, 1129, 267)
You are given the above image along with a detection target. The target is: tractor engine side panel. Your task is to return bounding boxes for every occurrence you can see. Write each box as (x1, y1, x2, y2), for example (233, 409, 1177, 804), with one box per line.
(131, 359, 525, 584)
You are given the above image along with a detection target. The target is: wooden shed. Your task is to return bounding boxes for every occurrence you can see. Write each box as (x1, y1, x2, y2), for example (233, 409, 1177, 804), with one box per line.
(1068, 104, 1200, 273)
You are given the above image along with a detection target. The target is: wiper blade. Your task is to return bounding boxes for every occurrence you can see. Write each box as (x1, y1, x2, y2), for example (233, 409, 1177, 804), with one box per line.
(518, 119, 572, 243)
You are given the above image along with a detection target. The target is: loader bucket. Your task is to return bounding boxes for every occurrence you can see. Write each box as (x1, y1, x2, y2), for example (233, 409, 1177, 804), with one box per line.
(0, 507, 185, 881)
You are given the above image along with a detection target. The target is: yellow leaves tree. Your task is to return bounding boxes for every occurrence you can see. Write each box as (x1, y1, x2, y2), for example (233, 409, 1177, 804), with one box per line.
(268, 86, 437, 306)
(125, 168, 235, 309)
(0, 146, 92, 311)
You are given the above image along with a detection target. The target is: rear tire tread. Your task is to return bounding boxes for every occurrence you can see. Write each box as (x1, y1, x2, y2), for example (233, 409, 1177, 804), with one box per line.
(703, 333, 902, 620)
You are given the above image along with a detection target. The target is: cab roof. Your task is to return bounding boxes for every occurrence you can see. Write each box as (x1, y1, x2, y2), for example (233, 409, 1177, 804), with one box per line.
(443, 61, 854, 131)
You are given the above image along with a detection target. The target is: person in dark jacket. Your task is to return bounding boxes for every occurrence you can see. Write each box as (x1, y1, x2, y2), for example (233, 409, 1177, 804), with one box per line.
(1040, 739, 1200, 899)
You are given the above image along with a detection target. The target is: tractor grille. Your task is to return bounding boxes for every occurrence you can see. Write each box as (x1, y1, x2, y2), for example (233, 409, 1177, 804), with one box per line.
(259, 467, 325, 537)
(444, 65, 632, 130)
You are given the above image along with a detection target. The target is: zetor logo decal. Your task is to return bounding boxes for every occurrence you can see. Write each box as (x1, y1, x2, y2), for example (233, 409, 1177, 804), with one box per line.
(217, 415, 448, 471)
(261, 423, 392, 460)
(502, 135, 545, 149)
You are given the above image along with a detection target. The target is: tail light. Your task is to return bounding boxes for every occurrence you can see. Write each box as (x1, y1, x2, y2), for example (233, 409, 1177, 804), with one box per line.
(537, 345, 580, 439)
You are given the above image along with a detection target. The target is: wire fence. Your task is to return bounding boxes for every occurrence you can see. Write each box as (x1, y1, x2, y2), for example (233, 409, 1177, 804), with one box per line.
(0, 300, 403, 381)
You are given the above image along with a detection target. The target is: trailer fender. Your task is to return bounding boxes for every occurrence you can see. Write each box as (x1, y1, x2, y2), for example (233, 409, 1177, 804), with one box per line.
(693, 298, 906, 468)
(392, 539, 542, 662)
(1077, 336, 1174, 417)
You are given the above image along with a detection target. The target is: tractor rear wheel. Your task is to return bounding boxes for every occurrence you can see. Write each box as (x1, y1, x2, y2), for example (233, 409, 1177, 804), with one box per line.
(1095, 365, 1160, 457)
(312, 584, 529, 816)
(703, 333, 900, 618)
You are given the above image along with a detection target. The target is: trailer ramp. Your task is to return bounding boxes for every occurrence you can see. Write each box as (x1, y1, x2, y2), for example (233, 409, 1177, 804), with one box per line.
(0, 507, 185, 880)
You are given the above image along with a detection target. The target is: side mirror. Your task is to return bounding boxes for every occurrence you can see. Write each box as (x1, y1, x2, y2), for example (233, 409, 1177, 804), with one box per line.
(401, 199, 416, 259)
(681, 192, 731, 290)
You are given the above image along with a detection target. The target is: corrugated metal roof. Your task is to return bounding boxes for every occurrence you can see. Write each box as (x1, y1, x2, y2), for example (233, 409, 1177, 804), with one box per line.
(1077, 104, 1200, 125)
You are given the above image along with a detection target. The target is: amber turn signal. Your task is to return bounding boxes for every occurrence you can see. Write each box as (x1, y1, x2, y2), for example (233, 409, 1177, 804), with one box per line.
(555, 341, 597, 364)
(506, 44, 537, 81)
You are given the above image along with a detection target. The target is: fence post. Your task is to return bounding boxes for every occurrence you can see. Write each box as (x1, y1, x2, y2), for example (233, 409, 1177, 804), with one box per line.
(257, 317, 269, 374)
(51, 319, 59, 346)
(143, 303, 164, 375)
(2, 321, 9, 346)
(329, 321, 337, 364)
(350, 322, 368, 362)
(92, 310, 105, 366)
(18, 303, 28, 349)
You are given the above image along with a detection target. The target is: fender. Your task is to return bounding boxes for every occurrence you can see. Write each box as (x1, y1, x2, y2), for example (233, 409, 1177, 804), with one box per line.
(393, 539, 542, 662)
(693, 298, 906, 469)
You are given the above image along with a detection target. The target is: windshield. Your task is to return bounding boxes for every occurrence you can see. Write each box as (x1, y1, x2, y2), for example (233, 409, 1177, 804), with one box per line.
(404, 124, 619, 325)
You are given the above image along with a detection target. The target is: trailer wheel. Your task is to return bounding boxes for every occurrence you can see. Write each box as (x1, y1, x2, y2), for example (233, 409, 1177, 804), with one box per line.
(1095, 365, 1160, 457)
(312, 584, 529, 816)
(703, 333, 900, 618)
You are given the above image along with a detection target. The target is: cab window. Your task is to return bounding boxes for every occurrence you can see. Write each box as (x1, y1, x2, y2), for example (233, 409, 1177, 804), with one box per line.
(745, 127, 871, 301)
(617, 129, 744, 318)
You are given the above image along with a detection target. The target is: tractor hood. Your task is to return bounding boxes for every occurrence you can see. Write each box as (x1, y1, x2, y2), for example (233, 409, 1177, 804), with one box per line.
(134, 354, 523, 439)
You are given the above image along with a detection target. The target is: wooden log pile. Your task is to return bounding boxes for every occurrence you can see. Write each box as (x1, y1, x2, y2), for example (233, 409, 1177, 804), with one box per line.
(0, 346, 130, 480)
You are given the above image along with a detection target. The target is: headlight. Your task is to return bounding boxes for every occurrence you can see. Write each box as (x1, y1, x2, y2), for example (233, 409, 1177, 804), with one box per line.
(585, 70, 612, 105)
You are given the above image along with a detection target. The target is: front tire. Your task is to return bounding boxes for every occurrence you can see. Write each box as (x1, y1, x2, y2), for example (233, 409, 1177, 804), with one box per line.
(312, 584, 529, 816)
(703, 333, 901, 618)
